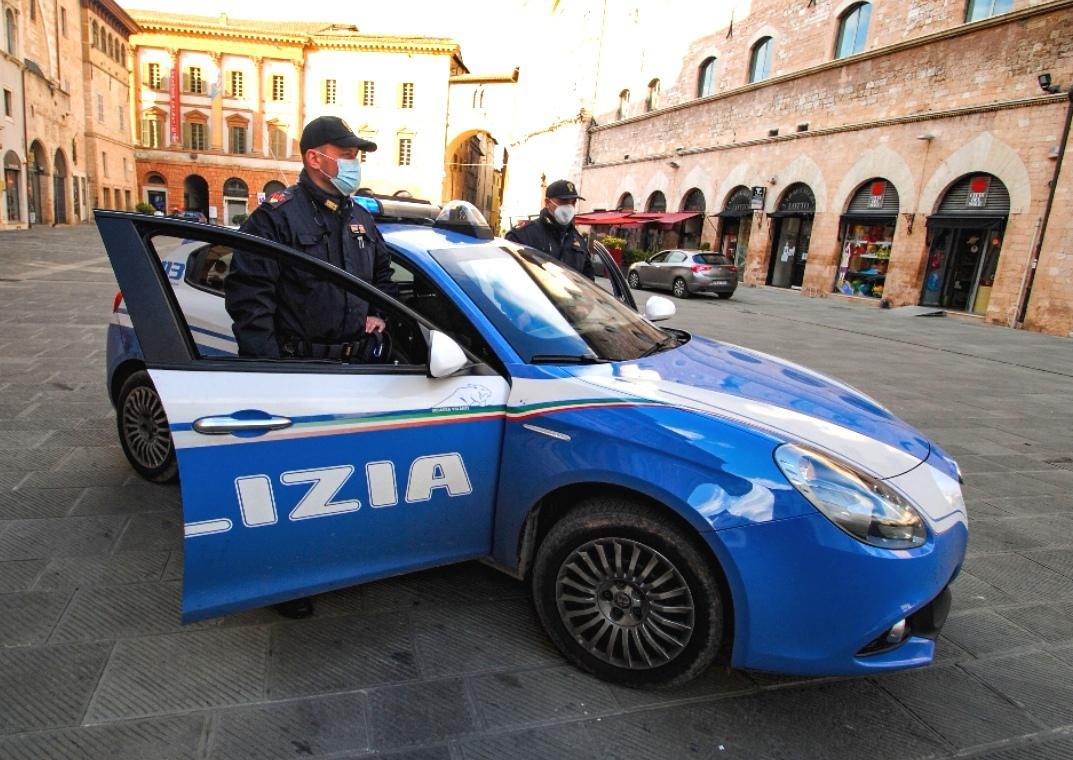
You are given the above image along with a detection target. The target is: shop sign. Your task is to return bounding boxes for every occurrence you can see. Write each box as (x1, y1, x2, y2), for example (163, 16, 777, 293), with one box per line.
(967, 175, 991, 208)
(169, 66, 181, 145)
(868, 181, 886, 209)
(750, 186, 766, 210)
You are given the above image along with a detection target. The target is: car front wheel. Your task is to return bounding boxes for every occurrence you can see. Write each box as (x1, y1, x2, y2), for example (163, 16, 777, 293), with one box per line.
(627, 271, 642, 289)
(116, 370, 178, 483)
(532, 498, 725, 688)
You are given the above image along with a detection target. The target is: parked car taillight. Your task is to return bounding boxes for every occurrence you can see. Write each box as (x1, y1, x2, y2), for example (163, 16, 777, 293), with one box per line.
(112, 291, 124, 313)
(691, 264, 713, 273)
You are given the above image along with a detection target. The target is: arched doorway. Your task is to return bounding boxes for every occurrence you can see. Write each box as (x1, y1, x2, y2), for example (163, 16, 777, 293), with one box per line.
(27, 141, 47, 225)
(222, 176, 248, 226)
(145, 172, 167, 212)
(444, 130, 508, 231)
(922, 173, 1010, 314)
(183, 174, 209, 220)
(679, 188, 705, 249)
(4, 151, 22, 223)
(834, 178, 900, 299)
(262, 180, 286, 198)
(53, 149, 68, 224)
(643, 191, 667, 250)
(767, 184, 815, 288)
(718, 186, 753, 275)
(617, 192, 634, 211)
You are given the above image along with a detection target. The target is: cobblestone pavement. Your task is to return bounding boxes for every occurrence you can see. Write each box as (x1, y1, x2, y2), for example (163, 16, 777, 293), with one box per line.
(1, 224, 1072, 759)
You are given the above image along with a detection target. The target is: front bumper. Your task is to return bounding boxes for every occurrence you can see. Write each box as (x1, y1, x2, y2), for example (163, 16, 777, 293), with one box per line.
(706, 463, 967, 676)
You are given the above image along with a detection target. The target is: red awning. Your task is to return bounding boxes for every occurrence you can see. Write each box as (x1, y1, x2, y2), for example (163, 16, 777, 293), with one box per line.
(573, 211, 639, 227)
(574, 211, 700, 230)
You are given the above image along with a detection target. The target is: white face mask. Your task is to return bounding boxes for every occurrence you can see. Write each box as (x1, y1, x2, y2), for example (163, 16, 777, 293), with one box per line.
(552, 203, 576, 226)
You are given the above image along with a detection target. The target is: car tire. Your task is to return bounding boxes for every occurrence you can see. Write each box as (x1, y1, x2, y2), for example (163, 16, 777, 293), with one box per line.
(672, 277, 690, 299)
(627, 271, 642, 289)
(532, 497, 725, 688)
(116, 370, 178, 483)
(716, 292, 734, 300)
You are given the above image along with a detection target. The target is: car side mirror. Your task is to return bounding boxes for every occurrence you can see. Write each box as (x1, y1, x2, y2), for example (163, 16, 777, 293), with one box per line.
(644, 296, 676, 322)
(428, 330, 469, 378)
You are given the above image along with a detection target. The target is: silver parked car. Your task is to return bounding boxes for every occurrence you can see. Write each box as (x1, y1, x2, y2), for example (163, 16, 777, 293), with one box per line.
(627, 250, 738, 299)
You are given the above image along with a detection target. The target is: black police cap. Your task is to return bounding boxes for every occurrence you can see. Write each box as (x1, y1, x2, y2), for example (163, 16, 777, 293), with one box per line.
(546, 179, 585, 201)
(300, 116, 377, 154)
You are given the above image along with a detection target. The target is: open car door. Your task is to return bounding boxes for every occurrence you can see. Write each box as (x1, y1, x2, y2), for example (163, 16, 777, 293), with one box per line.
(97, 212, 508, 621)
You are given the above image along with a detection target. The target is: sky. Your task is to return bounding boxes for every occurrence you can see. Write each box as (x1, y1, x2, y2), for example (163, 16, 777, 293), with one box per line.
(121, 0, 522, 71)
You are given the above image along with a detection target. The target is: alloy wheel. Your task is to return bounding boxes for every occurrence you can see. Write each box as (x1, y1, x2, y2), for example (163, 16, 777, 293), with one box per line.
(121, 385, 172, 470)
(555, 537, 695, 670)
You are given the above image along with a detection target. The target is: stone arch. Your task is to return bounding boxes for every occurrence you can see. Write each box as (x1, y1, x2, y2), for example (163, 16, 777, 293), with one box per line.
(27, 140, 49, 224)
(443, 128, 507, 230)
(833, 146, 915, 215)
(770, 154, 827, 212)
(52, 148, 68, 224)
(715, 162, 760, 210)
(919, 132, 1031, 214)
(639, 171, 671, 212)
(677, 164, 715, 211)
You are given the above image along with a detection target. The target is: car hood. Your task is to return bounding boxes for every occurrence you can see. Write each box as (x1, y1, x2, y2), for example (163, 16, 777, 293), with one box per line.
(568, 335, 931, 479)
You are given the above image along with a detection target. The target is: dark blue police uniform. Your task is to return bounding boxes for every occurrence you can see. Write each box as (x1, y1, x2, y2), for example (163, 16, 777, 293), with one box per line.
(225, 170, 397, 359)
(505, 209, 595, 279)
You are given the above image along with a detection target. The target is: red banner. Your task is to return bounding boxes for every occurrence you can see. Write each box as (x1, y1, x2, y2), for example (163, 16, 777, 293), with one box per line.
(169, 62, 180, 146)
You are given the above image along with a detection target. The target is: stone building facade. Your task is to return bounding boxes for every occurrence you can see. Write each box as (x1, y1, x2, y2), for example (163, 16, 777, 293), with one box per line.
(128, 12, 463, 225)
(1, 1, 28, 229)
(574, 0, 1073, 336)
(80, 0, 137, 214)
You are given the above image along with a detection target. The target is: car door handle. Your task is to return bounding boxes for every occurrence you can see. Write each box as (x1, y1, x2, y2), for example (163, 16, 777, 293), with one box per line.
(192, 414, 293, 435)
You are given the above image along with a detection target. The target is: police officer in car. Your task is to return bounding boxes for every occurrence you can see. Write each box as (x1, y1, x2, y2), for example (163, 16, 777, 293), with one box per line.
(226, 115, 395, 363)
(505, 179, 595, 279)
(225, 115, 396, 618)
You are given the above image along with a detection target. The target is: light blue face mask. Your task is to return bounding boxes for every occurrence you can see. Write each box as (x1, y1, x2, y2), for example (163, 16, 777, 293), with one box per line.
(315, 152, 362, 196)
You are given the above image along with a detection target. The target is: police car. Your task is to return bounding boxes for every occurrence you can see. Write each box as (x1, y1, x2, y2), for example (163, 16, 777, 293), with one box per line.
(101, 198, 966, 688)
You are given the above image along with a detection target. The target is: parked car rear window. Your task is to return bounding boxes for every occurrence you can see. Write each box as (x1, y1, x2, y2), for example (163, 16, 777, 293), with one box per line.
(693, 254, 732, 265)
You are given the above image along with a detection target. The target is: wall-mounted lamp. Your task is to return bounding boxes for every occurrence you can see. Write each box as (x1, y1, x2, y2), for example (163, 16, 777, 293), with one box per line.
(917, 133, 935, 141)
(768, 176, 778, 185)
(1049, 145, 1061, 159)
(1039, 72, 1059, 94)
(668, 160, 680, 169)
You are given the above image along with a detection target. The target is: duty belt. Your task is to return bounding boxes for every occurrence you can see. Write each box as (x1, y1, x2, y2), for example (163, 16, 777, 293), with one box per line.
(279, 335, 359, 361)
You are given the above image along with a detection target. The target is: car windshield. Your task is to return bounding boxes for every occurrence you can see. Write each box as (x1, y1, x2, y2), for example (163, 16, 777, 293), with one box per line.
(693, 254, 732, 265)
(433, 245, 669, 362)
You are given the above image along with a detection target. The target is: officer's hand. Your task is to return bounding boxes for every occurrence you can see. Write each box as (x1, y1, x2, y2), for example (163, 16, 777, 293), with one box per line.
(365, 316, 386, 334)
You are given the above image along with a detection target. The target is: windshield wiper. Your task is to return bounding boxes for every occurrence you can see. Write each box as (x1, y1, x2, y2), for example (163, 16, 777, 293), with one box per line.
(530, 354, 609, 364)
(638, 334, 680, 359)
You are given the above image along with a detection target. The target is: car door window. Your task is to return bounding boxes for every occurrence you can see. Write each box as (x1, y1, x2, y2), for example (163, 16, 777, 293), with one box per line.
(666, 251, 688, 264)
(648, 251, 670, 264)
(147, 233, 429, 369)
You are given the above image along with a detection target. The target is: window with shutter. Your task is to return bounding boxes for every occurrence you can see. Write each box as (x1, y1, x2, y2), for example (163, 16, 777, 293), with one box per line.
(147, 62, 162, 90)
(401, 82, 414, 109)
(324, 79, 337, 104)
(271, 75, 285, 101)
(228, 71, 244, 99)
(362, 80, 375, 107)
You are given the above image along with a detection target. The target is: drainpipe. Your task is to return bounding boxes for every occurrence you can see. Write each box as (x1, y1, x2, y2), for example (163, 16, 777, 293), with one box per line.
(1016, 87, 1073, 326)
(21, 65, 31, 229)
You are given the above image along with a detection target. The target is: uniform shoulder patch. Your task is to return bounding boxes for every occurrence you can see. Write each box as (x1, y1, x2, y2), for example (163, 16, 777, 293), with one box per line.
(265, 188, 295, 209)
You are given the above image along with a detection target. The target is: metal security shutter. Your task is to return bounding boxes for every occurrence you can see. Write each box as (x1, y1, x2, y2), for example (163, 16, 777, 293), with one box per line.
(937, 174, 1010, 216)
(846, 179, 900, 216)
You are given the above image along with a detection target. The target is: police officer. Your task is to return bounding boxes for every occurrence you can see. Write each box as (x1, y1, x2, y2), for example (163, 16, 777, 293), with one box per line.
(505, 179, 595, 279)
(224, 115, 396, 618)
(226, 115, 396, 363)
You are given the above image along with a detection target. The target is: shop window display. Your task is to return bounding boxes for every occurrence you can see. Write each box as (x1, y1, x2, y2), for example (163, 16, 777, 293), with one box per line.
(835, 221, 894, 298)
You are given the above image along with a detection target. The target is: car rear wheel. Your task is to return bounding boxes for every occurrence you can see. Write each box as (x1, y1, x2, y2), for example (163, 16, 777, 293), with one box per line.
(116, 370, 177, 483)
(532, 498, 725, 688)
(672, 277, 690, 299)
(627, 271, 642, 289)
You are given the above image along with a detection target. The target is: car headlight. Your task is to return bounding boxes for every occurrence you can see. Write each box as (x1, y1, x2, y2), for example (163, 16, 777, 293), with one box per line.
(774, 444, 927, 550)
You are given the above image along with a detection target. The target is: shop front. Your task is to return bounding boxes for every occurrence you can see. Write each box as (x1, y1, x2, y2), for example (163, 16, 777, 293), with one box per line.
(922, 174, 1009, 315)
(834, 178, 900, 299)
(717, 186, 753, 278)
(767, 184, 815, 289)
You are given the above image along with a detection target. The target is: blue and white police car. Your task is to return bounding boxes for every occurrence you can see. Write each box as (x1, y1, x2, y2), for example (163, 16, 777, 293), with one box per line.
(101, 198, 966, 688)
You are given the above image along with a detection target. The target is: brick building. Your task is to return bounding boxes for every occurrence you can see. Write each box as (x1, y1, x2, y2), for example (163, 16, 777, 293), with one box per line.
(564, 0, 1073, 336)
(128, 12, 464, 225)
